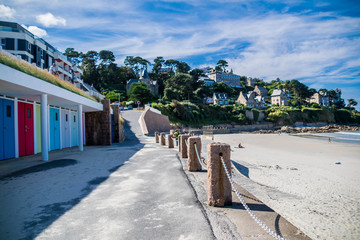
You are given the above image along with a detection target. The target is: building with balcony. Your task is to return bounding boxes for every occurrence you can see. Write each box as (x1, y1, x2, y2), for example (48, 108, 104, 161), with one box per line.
(0, 21, 103, 100)
(199, 76, 215, 86)
(207, 69, 241, 88)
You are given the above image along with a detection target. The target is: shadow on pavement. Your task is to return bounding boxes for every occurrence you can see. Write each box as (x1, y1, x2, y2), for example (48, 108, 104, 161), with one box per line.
(0, 113, 145, 240)
(0, 159, 78, 181)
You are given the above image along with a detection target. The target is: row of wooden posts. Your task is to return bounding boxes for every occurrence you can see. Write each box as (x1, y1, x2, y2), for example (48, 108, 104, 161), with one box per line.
(155, 131, 232, 207)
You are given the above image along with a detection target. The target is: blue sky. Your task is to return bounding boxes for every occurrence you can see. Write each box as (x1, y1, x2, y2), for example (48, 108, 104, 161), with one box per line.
(1, 0, 360, 108)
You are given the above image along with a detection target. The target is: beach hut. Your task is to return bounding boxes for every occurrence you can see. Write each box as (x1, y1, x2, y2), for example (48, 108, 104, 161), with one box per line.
(49, 107, 60, 151)
(35, 104, 41, 153)
(0, 98, 15, 160)
(61, 109, 71, 148)
(71, 111, 78, 147)
(18, 101, 34, 157)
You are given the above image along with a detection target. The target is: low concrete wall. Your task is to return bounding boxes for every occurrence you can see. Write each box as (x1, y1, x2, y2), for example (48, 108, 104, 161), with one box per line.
(139, 108, 171, 135)
(230, 123, 274, 132)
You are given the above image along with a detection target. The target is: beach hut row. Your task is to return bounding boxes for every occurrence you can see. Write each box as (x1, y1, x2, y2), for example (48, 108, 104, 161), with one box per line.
(0, 62, 105, 161)
(0, 96, 85, 160)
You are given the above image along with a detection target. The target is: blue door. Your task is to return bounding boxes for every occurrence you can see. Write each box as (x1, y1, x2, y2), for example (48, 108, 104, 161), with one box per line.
(50, 108, 60, 150)
(0, 99, 15, 160)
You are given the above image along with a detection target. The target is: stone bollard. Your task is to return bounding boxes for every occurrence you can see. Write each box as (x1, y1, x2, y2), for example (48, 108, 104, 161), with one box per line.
(168, 135, 174, 148)
(155, 132, 159, 143)
(179, 134, 190, 158)
(207, 142, 232, 207)
(160, 133, 166, 146)
(187, 136, 202, 172)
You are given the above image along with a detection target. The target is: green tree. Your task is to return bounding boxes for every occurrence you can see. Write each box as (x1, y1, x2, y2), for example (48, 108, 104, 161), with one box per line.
(149, 72, 170, 96)
(99, 50, 115, 65)
(164, 59, 180, 73)
(240, 76, 247, 87)
(214, 82, 238, 97)
(176, 61, 191, 73)
(216, 59, 228, 72)
(81, 50, 99, 66)
(64, 48, 80, 65)
(128, 82, 154, 104)
(347, 99, 358, 108)
(152, 56, 165, 74)
(105, 90, 120, 103)
(163, 87, 182, 101)
(124, 56, 149, 75)
(289, 80, 311, 105)
(165, 73, 193, 100)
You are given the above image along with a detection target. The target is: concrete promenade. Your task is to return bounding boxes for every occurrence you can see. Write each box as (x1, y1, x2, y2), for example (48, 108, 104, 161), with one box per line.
(0, 110, 214, 240)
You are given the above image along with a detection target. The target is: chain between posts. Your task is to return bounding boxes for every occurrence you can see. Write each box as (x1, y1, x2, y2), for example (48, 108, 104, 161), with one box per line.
(194, 143, 207, 170)
(220, 156, 285, 240)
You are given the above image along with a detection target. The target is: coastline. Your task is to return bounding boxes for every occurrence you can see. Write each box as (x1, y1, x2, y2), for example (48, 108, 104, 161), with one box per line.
(211, 133, 360, 240)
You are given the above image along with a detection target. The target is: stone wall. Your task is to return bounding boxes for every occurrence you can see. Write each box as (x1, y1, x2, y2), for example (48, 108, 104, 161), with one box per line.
(111, 105, 125, 142)
(85, 99, 112, 145)
(139, 108, 171, 135)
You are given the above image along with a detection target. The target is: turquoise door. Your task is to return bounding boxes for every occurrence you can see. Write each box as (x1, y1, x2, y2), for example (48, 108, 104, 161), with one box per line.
(50, 108, 60, 150)
(71, 111, 77, 147)
(0, 99, 15, 160)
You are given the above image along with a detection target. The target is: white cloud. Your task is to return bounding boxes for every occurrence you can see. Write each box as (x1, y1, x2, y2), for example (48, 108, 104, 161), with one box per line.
(36, 12, 66, 27)
(215, 14, 360, 84)
(0, 4, 15, 19)
(21, 24, 48, 38)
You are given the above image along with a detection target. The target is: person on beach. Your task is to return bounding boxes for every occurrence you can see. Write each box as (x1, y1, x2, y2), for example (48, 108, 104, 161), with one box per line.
(328, 138, 331, 143)
(235, 143, 244, 148)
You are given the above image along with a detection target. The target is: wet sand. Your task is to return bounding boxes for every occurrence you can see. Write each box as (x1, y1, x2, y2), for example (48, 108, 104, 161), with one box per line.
(212, 133, 360, 240)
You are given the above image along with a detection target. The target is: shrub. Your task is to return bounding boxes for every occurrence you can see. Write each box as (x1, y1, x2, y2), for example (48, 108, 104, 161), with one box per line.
(266, 110, 290, 123)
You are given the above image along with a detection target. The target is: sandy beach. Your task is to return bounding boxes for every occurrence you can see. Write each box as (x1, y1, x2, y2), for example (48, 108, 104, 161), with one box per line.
(212, 133, 360, 240)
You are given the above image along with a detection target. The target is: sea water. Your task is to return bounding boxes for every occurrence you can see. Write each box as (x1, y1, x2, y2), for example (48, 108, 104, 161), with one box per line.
(312, 130, 360, 144)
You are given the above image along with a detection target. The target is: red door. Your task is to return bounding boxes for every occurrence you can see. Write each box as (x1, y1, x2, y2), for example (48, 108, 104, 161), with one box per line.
(18, 102, 34, 157)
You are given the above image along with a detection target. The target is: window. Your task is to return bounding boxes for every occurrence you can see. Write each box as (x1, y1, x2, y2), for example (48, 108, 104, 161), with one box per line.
(17, 39, 27, 51)
(6, 105, 11, 117)
(55, 112, 58, 121)
(27, 108, 31, 118)
(66, 114, 68, 122)
(5, 38, 15, 50)
(74, 116, 76, 122)
(1, 38, 5, 49)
